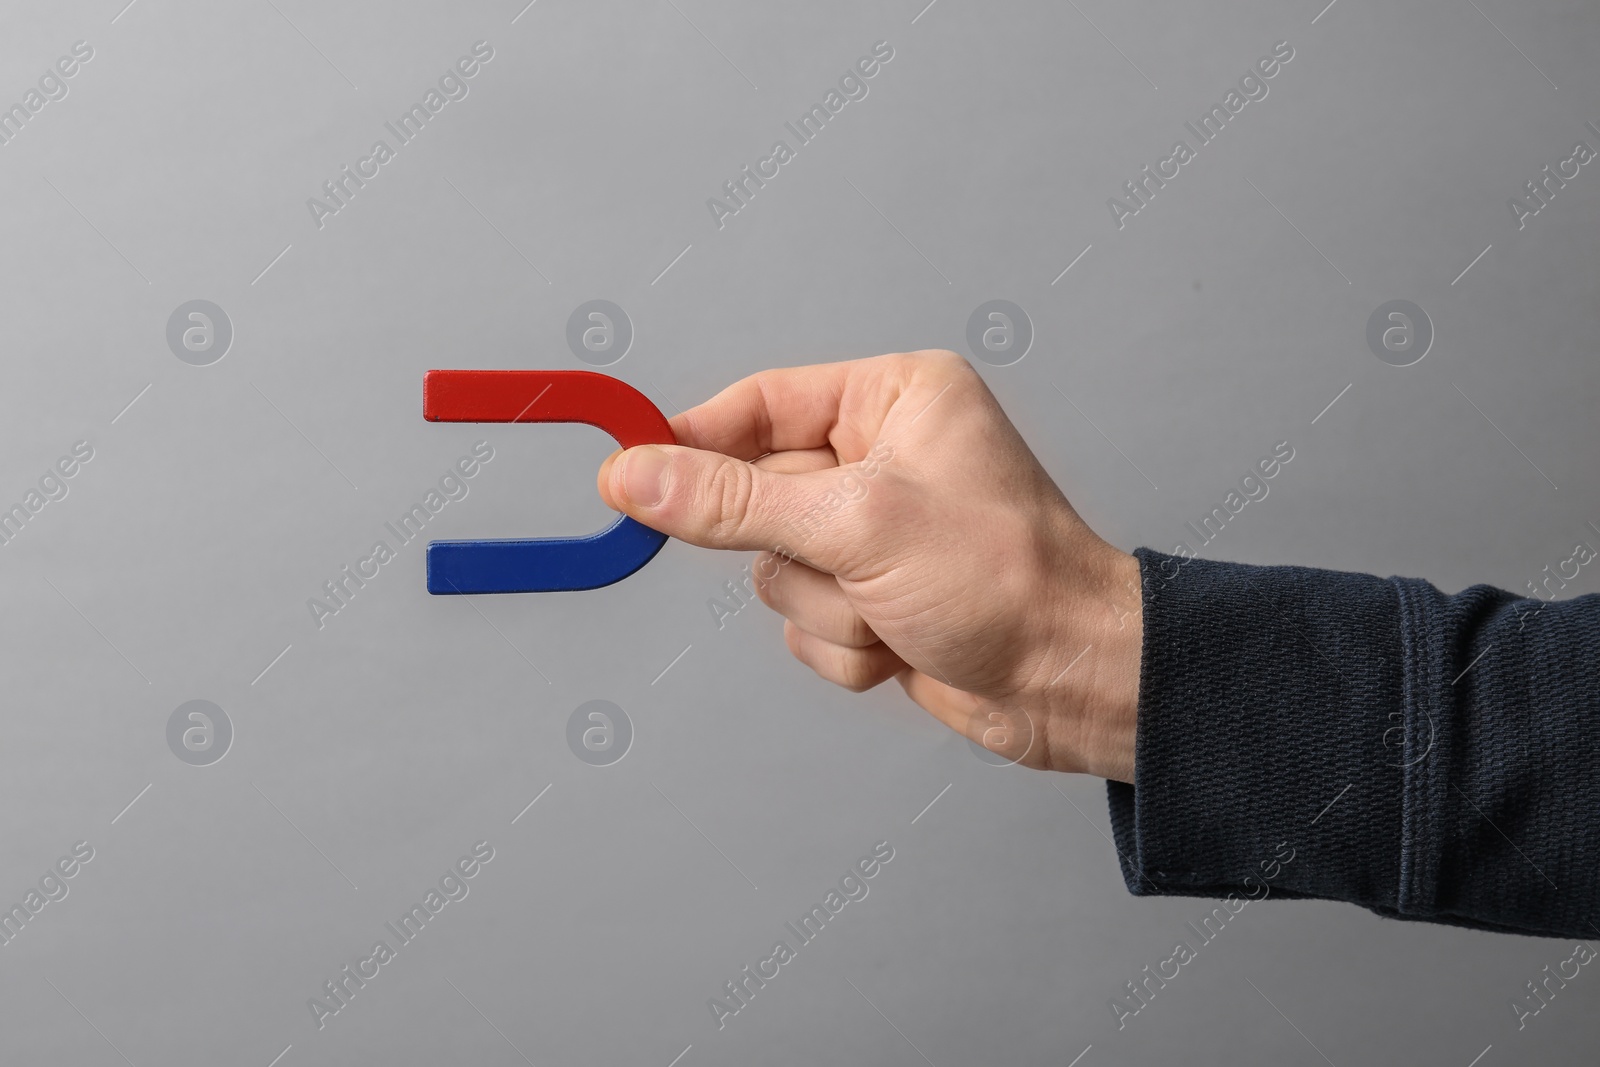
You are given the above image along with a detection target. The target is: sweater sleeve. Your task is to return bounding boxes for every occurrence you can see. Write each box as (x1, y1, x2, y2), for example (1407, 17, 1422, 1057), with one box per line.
(1106, 547, 1600, 939)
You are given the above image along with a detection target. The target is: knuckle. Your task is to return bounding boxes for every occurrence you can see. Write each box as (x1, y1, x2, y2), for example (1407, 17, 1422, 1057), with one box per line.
(844, 615, 878, 647)
(921, 348, 973, 376)
(753, 564, 783, 608)
(703, 460, 754, 541)
(838, 651, 881, 692)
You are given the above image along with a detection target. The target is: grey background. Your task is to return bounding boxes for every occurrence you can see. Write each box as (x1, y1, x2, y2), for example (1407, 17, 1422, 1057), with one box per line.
(2, 0, 1597, 1064)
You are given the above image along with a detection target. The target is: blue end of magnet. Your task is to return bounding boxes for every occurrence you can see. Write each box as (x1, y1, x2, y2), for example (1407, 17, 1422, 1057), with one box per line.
(427, 516, 668, 594)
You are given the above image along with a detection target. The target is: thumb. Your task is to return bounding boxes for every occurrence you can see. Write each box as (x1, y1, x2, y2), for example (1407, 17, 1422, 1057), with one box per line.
(601, 444, 847, 566)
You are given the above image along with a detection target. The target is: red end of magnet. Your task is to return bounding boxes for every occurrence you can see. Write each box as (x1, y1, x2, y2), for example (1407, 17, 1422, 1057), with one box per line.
(423, 369, 672, 449)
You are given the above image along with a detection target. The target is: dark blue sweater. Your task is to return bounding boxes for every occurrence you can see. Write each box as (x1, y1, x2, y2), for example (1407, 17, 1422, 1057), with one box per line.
(1107, 548, 1600, 939)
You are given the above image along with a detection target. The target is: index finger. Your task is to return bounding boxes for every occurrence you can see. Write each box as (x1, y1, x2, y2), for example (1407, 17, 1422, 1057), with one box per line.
(668, 356, 907, 462)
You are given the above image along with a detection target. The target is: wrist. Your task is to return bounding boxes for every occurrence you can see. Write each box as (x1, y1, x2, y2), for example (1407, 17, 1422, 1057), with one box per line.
(1024, 539, 1143, 782)
(1079, 549, 1143, 782)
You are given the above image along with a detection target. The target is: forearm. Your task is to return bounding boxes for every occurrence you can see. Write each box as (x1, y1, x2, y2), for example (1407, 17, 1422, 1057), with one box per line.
(1107, 548, 1600, 939)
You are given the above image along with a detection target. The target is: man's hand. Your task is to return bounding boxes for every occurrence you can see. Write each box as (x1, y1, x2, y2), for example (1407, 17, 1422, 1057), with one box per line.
(597, 351, 1141, 782)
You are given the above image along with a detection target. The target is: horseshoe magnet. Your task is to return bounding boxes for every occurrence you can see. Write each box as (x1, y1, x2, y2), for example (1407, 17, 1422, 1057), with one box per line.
(422, 369, 673, 594)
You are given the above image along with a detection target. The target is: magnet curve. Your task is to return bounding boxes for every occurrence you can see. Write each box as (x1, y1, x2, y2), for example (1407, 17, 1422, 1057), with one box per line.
(422, 369, 674, 594)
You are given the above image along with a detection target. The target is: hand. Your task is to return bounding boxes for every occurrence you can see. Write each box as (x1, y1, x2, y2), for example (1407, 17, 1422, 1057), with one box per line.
(597, 351, 1142, 782)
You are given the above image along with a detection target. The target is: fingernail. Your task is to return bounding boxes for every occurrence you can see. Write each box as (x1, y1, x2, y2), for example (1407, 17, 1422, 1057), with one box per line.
(621, 446, 670, 507)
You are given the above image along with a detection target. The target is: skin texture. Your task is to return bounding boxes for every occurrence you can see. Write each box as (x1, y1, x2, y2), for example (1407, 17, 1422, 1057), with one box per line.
(597, 351, 1142, 783)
